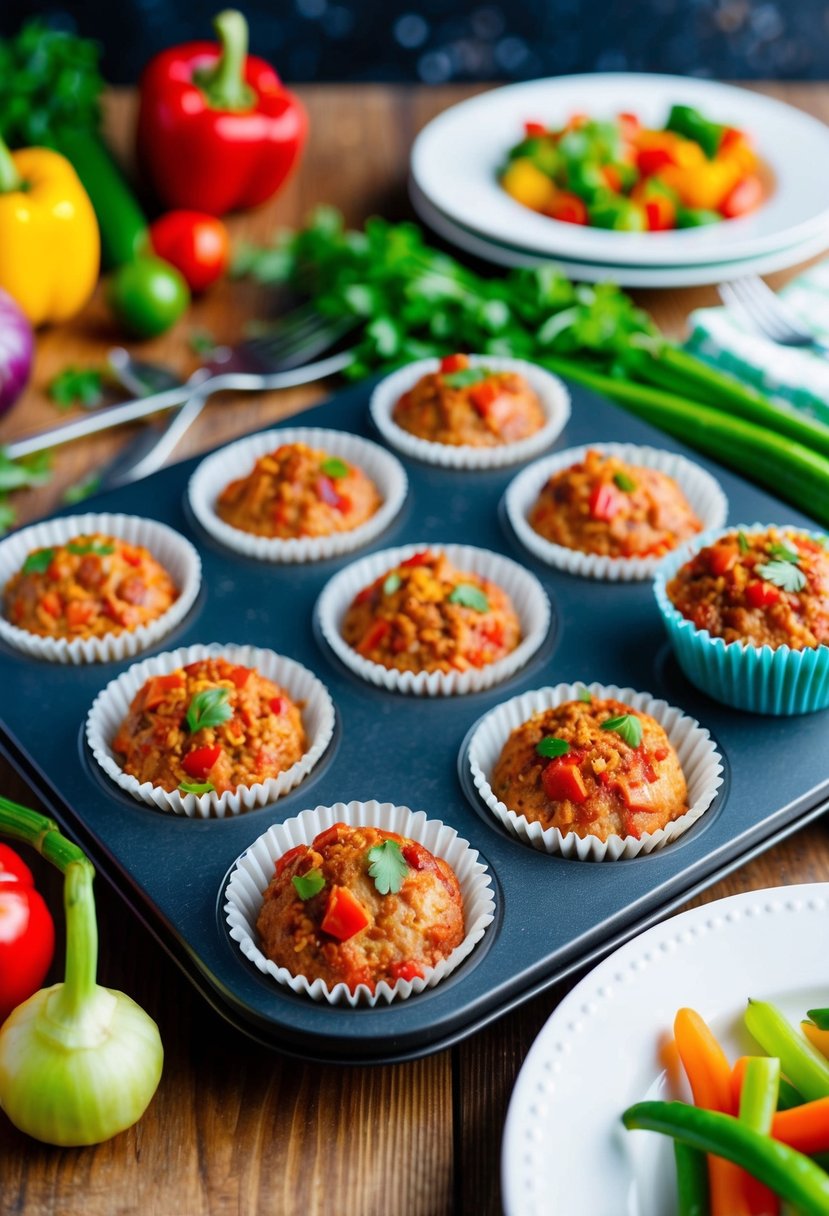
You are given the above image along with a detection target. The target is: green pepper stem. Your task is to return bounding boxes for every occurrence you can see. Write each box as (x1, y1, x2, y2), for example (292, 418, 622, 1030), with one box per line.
(53, 859, 98, 1020)
(0, 132, 22, 194)
(0, 795, 88, 873)
(194, 9, 256, 111)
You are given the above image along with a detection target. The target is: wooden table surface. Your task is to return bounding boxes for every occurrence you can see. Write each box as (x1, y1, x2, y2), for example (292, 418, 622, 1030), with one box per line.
(2, 83, 829, 1216)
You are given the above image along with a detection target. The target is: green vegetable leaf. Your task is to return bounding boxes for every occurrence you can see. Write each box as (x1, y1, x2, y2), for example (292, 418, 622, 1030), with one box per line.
(320, 457, 349, 479)
(768, 541, 800, 564)
(383, 572, 402, 596)
(0, 449, 53, 493)
(189, 329, 217, 356)
(178, 780, 215, 795)
(185, 687, 233, 734)
(577, 687, 593, 703)
(22, 548, 55, 574)
(62, 474, 102, 505)
(737, 531, 750, 555)
(49, 367, 104, 411)
(442, 367, 490, 389)
(66, 540, 115, 556)
(613, 471, 637, 492)
(292, 868, 326, 901)
(536, 736, 570, 758)
(448, 583, 490, 612)
(0, 21, 105, 149)
(367, 839, 409, 896)
(756, 560, 807, 593)
(0, 499, 16, 536)
(600, 713, 643, 748)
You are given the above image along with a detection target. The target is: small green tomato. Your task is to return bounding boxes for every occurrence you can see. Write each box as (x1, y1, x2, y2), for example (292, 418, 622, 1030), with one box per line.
(107, 256, 190, 338)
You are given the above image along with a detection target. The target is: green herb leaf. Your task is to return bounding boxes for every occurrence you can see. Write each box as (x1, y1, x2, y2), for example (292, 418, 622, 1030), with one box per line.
(178, 780, 215, 795)
(737, 531, 750, 555)
(21, 548, 55, 575)
(768, 541, 800, 564)
(320, 457, 349, 479)
(383, 572, 402, 596)
(63, 474, 102, 505)
(613, 471, 637, 493)
(536, 736, 570, 758)
(448, 583, 490, 612)
(185, 687, 233, 734)
(66, 540, 115, 557)
(292, 868, 326, 901)
(0, 448, 53, 493)
(0, 500, 15, 536)
(367, 839, 409, 895)
(756, 560, 807, 593)
(577, 687, 593, 703)
(188, 329, 217, 356)
(49, 367, 104, 411)
(442, 367, 490, 389)
(600, 713, 643, 748)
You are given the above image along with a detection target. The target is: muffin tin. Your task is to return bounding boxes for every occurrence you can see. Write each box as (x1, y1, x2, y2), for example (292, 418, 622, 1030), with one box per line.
(0, 377, 827, 1063)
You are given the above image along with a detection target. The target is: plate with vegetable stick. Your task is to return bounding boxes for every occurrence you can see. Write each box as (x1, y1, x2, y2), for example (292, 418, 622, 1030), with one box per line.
(502, 883, 829, 1216)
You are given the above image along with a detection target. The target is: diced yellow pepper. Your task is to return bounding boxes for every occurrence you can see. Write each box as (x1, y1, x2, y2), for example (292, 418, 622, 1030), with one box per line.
(501, 158, 556, 212)
(658, 158, 742, 211)
(803, 1021, 829, 1060)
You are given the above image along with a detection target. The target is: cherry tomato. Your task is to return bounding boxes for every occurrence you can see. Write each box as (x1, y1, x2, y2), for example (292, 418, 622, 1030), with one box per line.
(0, 844, 55, 1023)
(149, 210, 230, 293)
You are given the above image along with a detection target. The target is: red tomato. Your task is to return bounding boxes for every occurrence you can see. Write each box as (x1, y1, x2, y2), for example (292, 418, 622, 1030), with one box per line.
(0, 845, 55, 1023)
(149, 210, 230, 293)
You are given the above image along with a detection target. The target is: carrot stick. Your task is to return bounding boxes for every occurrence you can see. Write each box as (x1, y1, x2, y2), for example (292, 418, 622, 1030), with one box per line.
(674, 1009, 752, 1216)
(771, 1096, 829, 1155)
(802, 1021, 829, 1061)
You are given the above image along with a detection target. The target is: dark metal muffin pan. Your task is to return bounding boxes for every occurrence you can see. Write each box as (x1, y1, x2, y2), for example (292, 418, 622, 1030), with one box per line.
(1, 378, 827, 1064)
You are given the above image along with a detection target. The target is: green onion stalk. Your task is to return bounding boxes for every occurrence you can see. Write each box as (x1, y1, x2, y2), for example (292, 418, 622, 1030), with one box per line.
(0, 796, 163, 1146)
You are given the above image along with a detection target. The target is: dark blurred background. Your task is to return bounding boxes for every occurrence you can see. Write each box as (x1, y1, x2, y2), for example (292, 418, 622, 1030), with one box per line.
(2, 0, 825, 83)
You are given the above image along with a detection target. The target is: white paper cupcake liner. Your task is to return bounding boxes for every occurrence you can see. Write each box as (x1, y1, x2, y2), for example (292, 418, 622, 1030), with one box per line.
(369, 355, 571, 469)
(0, 513, 202, 665)
(504, 443, 728, 582)
(316, 541, 551, 696)
(224, 799, 496, 1006)
(85, 642, 336, 818)
(466, 681, 724, 860)
(187, 426, 408, 562)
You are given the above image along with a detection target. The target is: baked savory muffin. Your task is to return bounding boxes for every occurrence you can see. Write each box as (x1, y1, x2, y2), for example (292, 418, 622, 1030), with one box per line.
(4, 534, 178, 639)
(528, 448, 702, 559)
(341, 550, 522, 674)
(256, 822, 465, 992)
(490, 695, 688, 841)
(216, 442, 382, 539)
(113, 657, 307, 795)
(392, 354, 546, 448)
(667, 527, 829, 650)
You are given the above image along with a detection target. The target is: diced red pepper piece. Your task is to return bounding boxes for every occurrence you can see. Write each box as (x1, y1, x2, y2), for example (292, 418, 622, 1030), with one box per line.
(66, 600, 96, 629)
(400, 551, 433, 568)
(269, 696, 287, 716)
(547, 191, 588, 225)
(357, 618, 391, 655)
(745, 579, 781, 609)
(227, 665, 252, 690)
(707, 544, 737, 577)
(143, 672, 186, 709)
(644, 194, 676, 231)
(182, 744, 223, 780)
(654, 747, 669, 762)
(524, 120, 547, 137)
(122, 547, 142, 568)
(588, 482, 623, 522)
(720, 173, 763, 219)
(40, 592, 61, 618)
(617, 778, 656, 813)
(390, 960, 426, 982)
(617, 111, 640, 139)
(541, 758, 588, 804)
(275, 844, 307, 876)
(440, 353, 469, 374)
(320, 885, 370, 941)
(719, 126, 746, 154)
(636, 147, 677, 176)
(313, 823, 344, 851)
(469, 378, 500, 414)
(317, 475, 348, 511)
(566, 112, 588, 130)
(354, 579, 381, 605)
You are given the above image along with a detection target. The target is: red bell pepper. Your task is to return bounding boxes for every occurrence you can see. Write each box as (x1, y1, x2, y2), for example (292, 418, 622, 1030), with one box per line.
(745, 580, 781, 609)
(320, 886, 370, 941)
(0, 843, 55, 1023)
(588, 482, 623, 522)
(541, 758, 588, 804)
(137, 9, 307, 217)
(182, 744, 223, 780)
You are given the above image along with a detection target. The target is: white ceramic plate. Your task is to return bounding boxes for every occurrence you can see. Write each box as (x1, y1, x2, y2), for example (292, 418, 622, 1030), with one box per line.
(410, 177, 829, 288)
(502, 882, 829, 1216)
(411, 74, 829, 268)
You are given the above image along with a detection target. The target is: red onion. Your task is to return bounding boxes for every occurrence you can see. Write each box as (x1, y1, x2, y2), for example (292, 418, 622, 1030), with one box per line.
(0, 289, 33, 417)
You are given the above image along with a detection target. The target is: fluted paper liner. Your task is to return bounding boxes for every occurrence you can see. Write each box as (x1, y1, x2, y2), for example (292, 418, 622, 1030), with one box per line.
(466, 681, 724, 860)
(187, 427, 408, 562)
(86, 642, 336, 817)
(0, 512, 202, 665)
(369, 355, 571, 469)
(224, 799, 496, 1006)
(655, 523, 829, 715)
(316, 541, 551, 696)
(505, 443, 728, 582)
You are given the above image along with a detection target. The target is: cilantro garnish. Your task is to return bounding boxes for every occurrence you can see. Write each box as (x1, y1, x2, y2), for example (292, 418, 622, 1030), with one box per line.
(21, 548, 55, 575)
(292, 868, 326, 900)
(178, 780, 215, 795)
(367, 839, 409, 895)
(383, 572, 402, 595)
(768, 541, 800, 564)
(442, 367, 490, 389)
(577, 687, 593, 703)
(600, 713, 643, 748)
(613, 471, 637, 493)
(536, 736, 570, 758)
(448, 583, 490, 612)
(63, 474, 102, 505)
(66, 540, 115, 557)
(320, 457, 349, 479)
(49, 367, 104, 411)
(737, 531, 750, 555)
(185, 687, 233, 733)
(756, 560, 806, 593)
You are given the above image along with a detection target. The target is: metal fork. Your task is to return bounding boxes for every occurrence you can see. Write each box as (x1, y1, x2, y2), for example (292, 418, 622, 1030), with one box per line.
(6, 306, 357, 461)
(718, 277, 829, 356)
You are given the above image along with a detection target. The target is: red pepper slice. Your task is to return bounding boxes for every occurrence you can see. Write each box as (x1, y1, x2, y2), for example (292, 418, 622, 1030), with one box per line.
(275, 844, 307, 877)
(182, 744, 223, 780)
(636, 147, 677, 176)
(440, 353, 469, 374)
(227, 665, 252, 690)
(469, 378, 500, 414)
(142, 672, 186, 710)
(745, 580, 781, 609)
(707, 544, 738, 577)
(400, 551, 433, 568)
(269, 696, 287, 716)
(320, 886, 370, 941)
(390, 960, 426, 982)
(357, 618, 391, 655)
(588, 482, 623, 522)
(644, 195, 676, 231)
(541, 758, 588, 804)
(313, 823, 344, 851)
(65, 600, 97, 630)
(523, 120, 547, 137)
(40, 592, 61, 618)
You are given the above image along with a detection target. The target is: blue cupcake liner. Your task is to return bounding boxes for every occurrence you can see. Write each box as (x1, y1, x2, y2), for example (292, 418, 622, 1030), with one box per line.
(654, 524, 829, 716)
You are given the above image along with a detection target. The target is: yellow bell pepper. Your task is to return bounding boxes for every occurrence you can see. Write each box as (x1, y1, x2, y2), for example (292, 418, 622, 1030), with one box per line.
(501, 157, 556, 212)
(0, 137, 99, 326)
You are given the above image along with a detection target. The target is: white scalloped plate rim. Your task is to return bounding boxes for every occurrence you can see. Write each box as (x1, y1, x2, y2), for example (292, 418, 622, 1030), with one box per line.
(502, 882, 829, 1216)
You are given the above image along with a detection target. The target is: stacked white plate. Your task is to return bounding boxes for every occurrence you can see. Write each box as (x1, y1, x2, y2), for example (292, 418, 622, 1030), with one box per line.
(410, 73, 829, 287)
